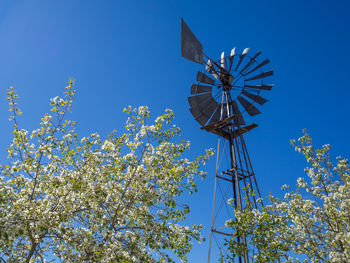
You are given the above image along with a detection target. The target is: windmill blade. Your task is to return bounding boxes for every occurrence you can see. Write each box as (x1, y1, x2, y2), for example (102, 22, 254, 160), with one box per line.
(242, 48, 250, 55)
(230, 47, 236, 57)
(245, 70, 273, 81)
(181, 18, 203, 64)
(238, 96, 261, 116)
(198, 99, 218, 122)
(234, 48, 250, 71)
(189, 105, 202, 118)
(244, 84, 274, 90)
(231, 100, 245, 125)
(190, 98, 218, 126)
(189, 99, 215, 118)
(242, 90, 268, 105)
(220, 51, 226, 70)
(188, 93, 213, 108)
(197, 71, 216, 85)
(197, 97, 217, 112)
(244, 59, 270, 76)
(189, 95, 217, 119)
(205, 60, 219, 79)
(239, 51, 262, 74)
(189, 99, 217, 118)
(190, 109, 208, 126)
(191, 84, 212, 95)
(228, 47, 236, 71)
(208, 105, 222, 124)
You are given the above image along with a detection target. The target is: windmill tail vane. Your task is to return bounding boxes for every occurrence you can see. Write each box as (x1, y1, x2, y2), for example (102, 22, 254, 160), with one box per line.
(181, 18, 274, 263)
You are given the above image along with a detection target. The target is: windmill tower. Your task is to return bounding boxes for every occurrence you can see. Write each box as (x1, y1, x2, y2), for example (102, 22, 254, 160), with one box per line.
(181, 19, 274, 262)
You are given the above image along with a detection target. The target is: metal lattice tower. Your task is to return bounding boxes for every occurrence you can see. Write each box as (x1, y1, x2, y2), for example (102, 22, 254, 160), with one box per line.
(181, 19, 274, 262)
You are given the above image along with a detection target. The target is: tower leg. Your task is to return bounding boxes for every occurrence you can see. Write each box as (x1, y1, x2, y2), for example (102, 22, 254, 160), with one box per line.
(207, 137, 221, 263)
(207, 130, 262, 262)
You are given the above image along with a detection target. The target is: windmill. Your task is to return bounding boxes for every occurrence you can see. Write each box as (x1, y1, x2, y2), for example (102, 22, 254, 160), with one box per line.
(181, 19, 274, 262)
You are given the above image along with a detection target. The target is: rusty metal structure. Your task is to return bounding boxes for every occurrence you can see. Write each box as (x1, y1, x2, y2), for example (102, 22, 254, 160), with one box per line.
(181, 19, 274, 262)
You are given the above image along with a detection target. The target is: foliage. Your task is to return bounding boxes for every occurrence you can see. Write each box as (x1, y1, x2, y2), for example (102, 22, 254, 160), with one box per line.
(0, 81, 213, 262)
(225, 130, 350, 262)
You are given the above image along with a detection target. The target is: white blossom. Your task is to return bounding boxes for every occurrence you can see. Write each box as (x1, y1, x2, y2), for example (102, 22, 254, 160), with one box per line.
(1, 87, 213, 262)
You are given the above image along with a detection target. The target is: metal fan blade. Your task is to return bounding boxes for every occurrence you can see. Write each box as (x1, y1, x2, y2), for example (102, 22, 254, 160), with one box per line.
(242, 90, 268, 105)
(234, 55, 244, 71)
(231, 100, 245, 125)
(189, 100, 217, 118)
(234, 48, 250, 71)
(244, 84, 274, 90)
(244, 59, 270, 76)
(189, 95, 217, 119)
(197, 71, 215, 85)
(230, 47, 236, 57)
(245, 70, 273, 81)
(189, 109, 207, 126)
(181, 18, 203, 64)
(220, 51, 226, 69)
(228, 47, 236, 71)
(208, 105, 221, 124)
(188, 93, 213, 108)
(189, 98, 216, 117)
(238, 96, 261, 116)
(200, 99, 218, 121)
(189, 105, 202, 118)
(190, 99, 218, 126)
(239, 51, 262, 74)
(198, 97, 217, 112)
(205, 60, 219, 79)
(189, 97, 216, 117)
(191, 84, 212, 95)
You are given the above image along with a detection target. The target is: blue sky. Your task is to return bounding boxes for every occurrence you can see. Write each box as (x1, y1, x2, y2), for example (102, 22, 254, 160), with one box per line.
(0, 0, 349, 262)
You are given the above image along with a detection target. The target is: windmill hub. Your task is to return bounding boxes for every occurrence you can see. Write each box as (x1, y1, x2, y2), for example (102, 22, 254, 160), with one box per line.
(220, 72, 233, 86)
(222, 84, 231, 92)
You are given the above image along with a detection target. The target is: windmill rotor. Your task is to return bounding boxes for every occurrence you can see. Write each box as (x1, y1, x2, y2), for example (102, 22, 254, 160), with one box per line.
(187, 51, 273, 129)
(181, 19, 273, 130)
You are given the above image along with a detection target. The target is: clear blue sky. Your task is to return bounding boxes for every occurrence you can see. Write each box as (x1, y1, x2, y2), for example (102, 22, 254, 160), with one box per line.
(0, 0, 349, 262)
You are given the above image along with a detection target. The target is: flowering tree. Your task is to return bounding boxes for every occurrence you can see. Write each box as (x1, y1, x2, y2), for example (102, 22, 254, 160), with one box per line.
(225, 131, 350, 262)
(0, 81, 213, 262)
